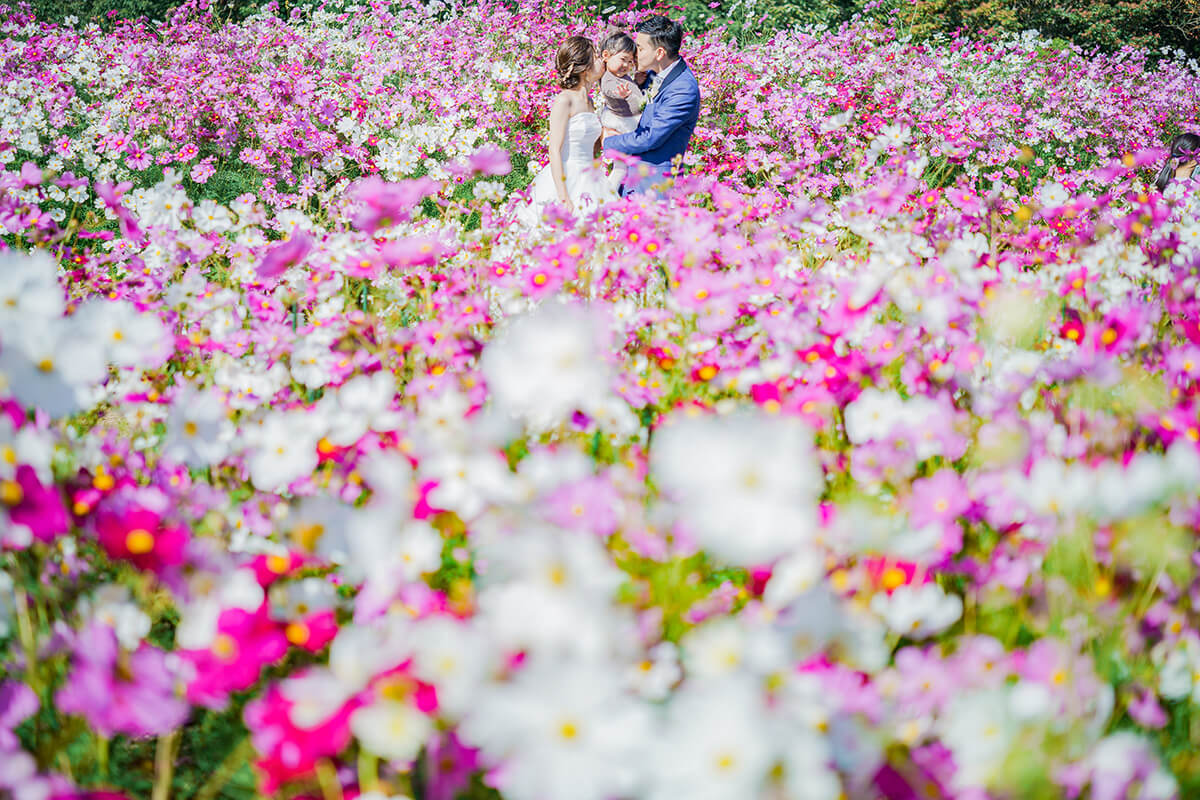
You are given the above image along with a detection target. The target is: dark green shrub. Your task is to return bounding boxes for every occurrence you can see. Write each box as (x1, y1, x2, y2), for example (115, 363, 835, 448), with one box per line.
(869, 0, 1200, 58)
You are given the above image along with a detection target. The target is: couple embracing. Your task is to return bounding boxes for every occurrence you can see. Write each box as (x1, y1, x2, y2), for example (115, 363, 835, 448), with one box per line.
(519, 16, 700, 221)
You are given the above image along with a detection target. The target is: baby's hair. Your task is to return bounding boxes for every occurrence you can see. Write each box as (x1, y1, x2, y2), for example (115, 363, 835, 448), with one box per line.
(600, 31, 636, 56)
(556, 35, 595, 89)
(1156, 132, 1200, 192)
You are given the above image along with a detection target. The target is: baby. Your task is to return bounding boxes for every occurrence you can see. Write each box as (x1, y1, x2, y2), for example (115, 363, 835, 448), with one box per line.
(597, 32, 645, 193)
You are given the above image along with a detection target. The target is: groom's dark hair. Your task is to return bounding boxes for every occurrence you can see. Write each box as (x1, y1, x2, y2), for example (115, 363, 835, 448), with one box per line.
(635, 15, 683, 59)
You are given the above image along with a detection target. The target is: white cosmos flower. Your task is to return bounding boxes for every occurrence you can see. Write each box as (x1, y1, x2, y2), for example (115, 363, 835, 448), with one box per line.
(0, 250, 64, 336)
(268, 576, 339, 621)
(843, 388, 938, 444)
(1084, 733, 1178, 800)
(0, 415, 52, 483)
(423, 450, 515, 520)
(322, 371, 402, 446)
(870, 582, 962, 639)
(682, 615, 787, 679)
(1157, 635, 1200, 704)
(408, 616, 491, 719)
(473, 524, 630, 659)
(459, 655, 651, 800)
(78, 584, 150, 650)
(290, 331, 339, 389)
(627, 641, 681, 701)
(162, 385, 231, 467)
(174, 567, 265, 650)
(480, 302, 611, 429)
(340, 512, 442, 589)
(350, 691, 433, 764)
(1038, 181, 1070, 208)
(0, 317, 107, 418)
(937, 689, 1019, 792)
(647, 676, 776, 800)
(75, 298, 171, 369)
(192, 199, 233, 233)
(244, 410, 321, 492)
(763, 546, 824, 610)
(651, 410, 822, 565)
(330, 619, 413, 692)
(137, 176, 190, 229)
(282, 667, 360, 730)
(355, 449, 416, 515)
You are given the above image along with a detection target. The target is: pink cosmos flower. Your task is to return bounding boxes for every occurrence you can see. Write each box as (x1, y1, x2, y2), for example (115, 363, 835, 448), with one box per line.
(125, 146, 151, 171)
(540, 476, 622, 536)
(1126, 688, 1168, 729)
(282, 609, 339, 653)
(0, 680, 38, 749)
(190, 157, 216, 184)
(248, 551, 308, 586)
(5, 464, 70, 546)
(244, 680, 361, 794)
(92, 487, 189, 575)
(907, 469, 969, 529)
(378, 235, 450, 269)
(466, 143, 511, 176)
(181, 604, 288, 709)
(55, 622, 188, 738)
(422, 730, 480, 800)
(258, 230, 314, 280)
(349, 176, 439, 233)
(94, 181, 143, 241)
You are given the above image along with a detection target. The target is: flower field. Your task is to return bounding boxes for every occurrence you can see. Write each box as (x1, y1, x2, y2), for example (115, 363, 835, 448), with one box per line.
(3, 0, 1200, 798)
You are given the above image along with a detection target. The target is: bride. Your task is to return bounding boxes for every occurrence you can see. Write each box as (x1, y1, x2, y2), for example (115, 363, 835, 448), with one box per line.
(517, 36, 616, 224)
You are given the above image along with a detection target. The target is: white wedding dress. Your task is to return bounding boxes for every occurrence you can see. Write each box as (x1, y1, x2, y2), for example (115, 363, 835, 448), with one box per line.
(517, 111, 616, 224)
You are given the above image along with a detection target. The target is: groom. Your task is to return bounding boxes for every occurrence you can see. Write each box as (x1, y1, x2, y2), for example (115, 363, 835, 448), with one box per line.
(603, 16, 700, 198)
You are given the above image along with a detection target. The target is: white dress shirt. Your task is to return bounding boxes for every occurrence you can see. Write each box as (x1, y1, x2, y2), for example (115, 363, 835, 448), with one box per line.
(647, 57, 682, 98)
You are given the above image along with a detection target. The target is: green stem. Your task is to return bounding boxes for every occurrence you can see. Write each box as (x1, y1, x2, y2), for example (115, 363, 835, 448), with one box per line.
(97, 736, 110, 780)
(356, 750, 379, 794)
(13, 584, 41, 696)
(193, 737, 255, 800)
(150, 730, 181, 800)
(315, 758, 343, 800)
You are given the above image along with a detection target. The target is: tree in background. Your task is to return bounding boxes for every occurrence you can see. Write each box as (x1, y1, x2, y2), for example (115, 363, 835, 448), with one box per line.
(874, 0, 1199, 57)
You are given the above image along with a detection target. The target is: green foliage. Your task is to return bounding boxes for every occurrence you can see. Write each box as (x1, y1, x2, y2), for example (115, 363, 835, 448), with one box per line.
(15, 0, 273, 25)
(868, 0, 1200, 59)
(585, 0, 1200, 55)
(666, 0, 860, 42)
(191, 166, 265, 206)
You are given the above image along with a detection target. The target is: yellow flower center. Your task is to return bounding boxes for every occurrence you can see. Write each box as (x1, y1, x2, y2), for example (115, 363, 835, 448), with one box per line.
(0, 480, 23, 506)
(212, 633, 238, 660)
(881, 567, 907, 591)
(285, 622, 310, 645)
(125, 529, 155, 554)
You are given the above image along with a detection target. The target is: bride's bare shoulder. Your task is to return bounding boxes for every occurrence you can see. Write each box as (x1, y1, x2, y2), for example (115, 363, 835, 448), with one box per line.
(550, 91, 579, 112)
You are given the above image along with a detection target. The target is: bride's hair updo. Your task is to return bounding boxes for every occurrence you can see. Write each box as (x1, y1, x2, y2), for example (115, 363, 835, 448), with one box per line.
(556, 35, 595, 89)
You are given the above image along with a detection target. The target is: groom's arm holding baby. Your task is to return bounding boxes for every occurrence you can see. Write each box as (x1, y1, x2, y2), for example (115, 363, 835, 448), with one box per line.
(604, 84, 699, 157)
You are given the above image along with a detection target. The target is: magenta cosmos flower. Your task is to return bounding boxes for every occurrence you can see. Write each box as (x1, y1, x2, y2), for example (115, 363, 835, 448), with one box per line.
(349, 176, 439, 233)
(92, 486, 189, 575)
(55, 622, 188, 738)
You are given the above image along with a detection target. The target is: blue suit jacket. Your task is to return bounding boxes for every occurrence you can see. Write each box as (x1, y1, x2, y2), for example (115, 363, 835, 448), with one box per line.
(604, 59, 700, 197)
